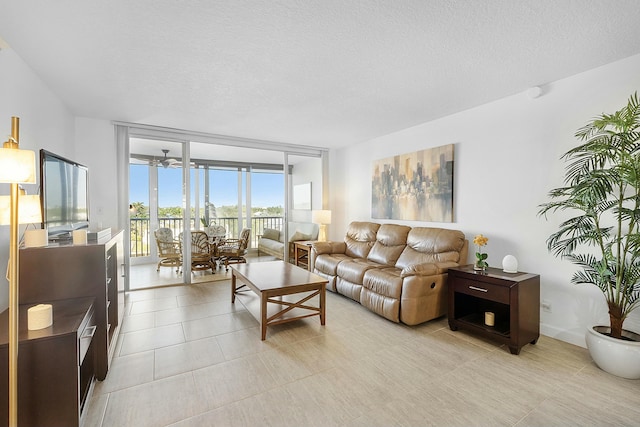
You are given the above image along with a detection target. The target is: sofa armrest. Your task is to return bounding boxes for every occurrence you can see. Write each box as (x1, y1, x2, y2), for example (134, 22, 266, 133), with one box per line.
(400, 261, 459, 278)
(311, 241, 346, 255)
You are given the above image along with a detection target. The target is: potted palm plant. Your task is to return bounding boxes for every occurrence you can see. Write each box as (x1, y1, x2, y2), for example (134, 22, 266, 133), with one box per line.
(539, 92, 640, 379)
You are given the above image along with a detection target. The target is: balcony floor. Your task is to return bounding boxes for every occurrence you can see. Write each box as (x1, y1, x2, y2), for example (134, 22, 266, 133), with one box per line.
(129, 250, 279, 290)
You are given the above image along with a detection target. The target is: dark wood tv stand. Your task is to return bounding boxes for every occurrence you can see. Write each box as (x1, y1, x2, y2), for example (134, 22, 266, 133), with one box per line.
(0, 230, 125, 426)
(17, 230, 124, 380)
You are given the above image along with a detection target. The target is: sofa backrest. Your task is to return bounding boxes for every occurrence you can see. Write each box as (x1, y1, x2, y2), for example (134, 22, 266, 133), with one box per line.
(265, 222, 318, 243)
(395, 227, 467, 269)
(367, 224, 411, 266)
(286, 221, 319, 242)
(344, 221, 380, 258)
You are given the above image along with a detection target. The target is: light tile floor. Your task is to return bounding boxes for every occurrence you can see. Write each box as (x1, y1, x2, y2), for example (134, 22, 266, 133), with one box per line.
(128, 250, 275, 290)
(83, 279, 640, 427)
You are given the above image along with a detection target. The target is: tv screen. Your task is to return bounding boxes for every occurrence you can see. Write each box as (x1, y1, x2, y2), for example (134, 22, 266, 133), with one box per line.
(40, 150, 89, 237)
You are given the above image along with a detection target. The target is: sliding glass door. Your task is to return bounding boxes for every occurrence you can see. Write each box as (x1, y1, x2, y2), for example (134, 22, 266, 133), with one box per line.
(117, 121, 329, 290)
(189, 141, 287, 248)
(284, 153, 326, 254)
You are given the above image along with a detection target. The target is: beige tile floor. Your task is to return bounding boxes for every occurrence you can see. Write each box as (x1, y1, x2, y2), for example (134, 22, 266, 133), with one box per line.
(128, 250, 276, 290)
(83, 275, 640, 426)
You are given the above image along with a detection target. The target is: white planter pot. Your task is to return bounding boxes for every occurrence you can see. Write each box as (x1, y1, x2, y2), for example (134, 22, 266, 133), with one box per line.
(585, 326, 640, 379)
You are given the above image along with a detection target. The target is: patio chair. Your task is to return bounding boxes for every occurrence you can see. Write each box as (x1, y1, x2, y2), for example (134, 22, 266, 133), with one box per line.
(181, 230, 216, 273)
(218, 228, 251, 271)
(206, 224, 227, 246)
(154, 228, 181, 272)
(206, 225, 227, 267)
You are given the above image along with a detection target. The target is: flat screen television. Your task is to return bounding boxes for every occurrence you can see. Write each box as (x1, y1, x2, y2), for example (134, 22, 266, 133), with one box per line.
(40, 149, 89, 238)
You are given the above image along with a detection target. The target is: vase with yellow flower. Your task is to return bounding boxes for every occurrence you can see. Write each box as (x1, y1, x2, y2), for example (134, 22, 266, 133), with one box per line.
(473, 234, 489, 271)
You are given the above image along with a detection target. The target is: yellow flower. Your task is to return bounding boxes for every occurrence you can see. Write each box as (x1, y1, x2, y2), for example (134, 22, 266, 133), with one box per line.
(473, 234, 488, 247)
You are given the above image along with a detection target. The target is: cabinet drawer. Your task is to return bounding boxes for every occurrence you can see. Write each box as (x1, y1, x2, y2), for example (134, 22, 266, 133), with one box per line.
(78, 305, 96, 364)
(453, 279, 509, 304)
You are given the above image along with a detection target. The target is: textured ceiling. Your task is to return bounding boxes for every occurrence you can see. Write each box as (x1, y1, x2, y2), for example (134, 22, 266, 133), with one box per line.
(2, 0, 640, 150)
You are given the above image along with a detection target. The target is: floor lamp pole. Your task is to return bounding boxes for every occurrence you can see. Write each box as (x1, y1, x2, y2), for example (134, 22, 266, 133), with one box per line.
(8, 181, 18, 427)
(6, 117, 21, 427)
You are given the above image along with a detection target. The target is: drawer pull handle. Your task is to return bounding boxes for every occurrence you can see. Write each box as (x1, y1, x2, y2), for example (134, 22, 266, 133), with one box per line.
(81, 325, 97, 339)
(468, 285, 488, 293)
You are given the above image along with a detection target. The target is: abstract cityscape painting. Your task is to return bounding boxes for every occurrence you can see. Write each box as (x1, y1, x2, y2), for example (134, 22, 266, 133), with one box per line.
(371, 144, 454, 222)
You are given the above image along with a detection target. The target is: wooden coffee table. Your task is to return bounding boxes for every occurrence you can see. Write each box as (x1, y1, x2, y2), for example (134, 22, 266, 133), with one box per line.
(230, 261, 328, 340)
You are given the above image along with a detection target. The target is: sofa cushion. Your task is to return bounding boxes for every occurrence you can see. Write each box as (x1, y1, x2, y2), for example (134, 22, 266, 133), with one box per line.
(289, 230, 312, 242)
(262, 228, 280, 241)
(395, 227, 466, 269)
(258, 238, 284, 253)
(360, 288, 401, 323)
(367, 224, 410, 266)
(315, 253, 351, 276)
(336, 277, 365, 302)
(336, 258, 382, 284)
(344, 222, 380, 258)
(363, 267, 403, 299)
(287, 221, 319, 241)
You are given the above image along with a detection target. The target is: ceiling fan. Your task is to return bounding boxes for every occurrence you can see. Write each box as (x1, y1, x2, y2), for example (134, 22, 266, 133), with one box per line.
(159, 149, 180, 168)
(129, 149, 196, 168)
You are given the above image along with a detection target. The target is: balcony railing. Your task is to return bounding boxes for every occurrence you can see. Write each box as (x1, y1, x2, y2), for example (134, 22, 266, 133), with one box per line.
(130, 216, 284, 258)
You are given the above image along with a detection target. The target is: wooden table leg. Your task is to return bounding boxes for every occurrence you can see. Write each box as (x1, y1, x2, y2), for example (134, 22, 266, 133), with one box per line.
(320, 284, 326, 325)
(231, 273, 236, 303)
(260, 292, 267, 340)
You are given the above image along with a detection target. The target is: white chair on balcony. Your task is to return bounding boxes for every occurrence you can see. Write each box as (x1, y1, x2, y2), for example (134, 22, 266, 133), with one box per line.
(154, 228, 181, 273)
(180, 230, 216, 273)
(218, 228, 251, 271)
(206, 225, 227, 244)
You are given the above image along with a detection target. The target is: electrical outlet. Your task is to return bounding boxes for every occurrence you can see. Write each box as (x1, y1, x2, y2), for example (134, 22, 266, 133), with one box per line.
(541, 300, 552, 313)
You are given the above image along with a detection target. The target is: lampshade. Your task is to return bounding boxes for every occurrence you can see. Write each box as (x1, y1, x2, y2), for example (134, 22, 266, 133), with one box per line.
(312, 209, 332, 225)
(0, 147, 36, 184)
(0, 194, 42, 225)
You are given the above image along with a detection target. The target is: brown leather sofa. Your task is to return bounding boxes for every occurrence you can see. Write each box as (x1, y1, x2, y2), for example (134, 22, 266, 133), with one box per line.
(311, 221, 468, 325)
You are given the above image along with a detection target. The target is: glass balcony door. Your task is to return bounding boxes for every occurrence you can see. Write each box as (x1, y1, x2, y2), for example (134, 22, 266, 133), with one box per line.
(119, 122, 329, 290)
(189, 141, 287, 249)
(283, 153, 326, 258)
(129, 139, 191, 287)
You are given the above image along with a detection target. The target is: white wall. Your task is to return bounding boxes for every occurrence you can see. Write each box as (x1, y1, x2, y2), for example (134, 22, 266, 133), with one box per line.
(0, 47, 76, 310)
(75, 117, 119, 230)
(330, 53, 640, 347)
(290, 156, 323, 223)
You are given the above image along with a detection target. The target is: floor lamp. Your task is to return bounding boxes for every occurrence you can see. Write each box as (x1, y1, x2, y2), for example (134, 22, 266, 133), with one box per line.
(0, 117, 37, 427)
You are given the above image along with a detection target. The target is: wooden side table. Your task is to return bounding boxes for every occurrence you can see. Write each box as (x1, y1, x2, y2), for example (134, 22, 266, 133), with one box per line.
(293, 240, 317, 271)
(447, 265, 540, 355)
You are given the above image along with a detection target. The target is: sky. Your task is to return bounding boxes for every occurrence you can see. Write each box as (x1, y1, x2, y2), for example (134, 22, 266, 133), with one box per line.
(129, 165, 285, 209)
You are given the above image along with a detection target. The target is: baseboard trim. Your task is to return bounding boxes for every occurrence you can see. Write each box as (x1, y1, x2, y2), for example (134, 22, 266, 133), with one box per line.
(541, 323, 586, 348)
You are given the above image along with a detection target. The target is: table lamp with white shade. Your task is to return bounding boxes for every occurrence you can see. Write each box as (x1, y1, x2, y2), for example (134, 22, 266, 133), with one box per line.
(312, 209, 331, 242)
(0, 188, 44, 247)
